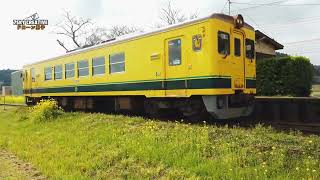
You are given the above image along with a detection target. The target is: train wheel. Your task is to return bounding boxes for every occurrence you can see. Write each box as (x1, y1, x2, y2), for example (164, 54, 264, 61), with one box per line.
(144, 100, 161, 118)
(180, 98, 210, 122)
(182, 108, 210, 122)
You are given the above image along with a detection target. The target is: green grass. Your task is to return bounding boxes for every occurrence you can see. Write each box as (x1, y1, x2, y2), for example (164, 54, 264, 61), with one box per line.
(0, 96, 25, 104)
(0, 107, 319, 179)
(312, 84, 320, 97)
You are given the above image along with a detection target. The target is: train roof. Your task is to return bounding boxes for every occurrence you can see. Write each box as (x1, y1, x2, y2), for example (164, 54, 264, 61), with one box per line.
(11, 70, 23, 75)
(24, 13, 254, 67)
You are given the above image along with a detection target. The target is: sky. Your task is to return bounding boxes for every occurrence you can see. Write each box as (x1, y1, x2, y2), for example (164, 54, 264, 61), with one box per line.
(0, 0, 320, 69)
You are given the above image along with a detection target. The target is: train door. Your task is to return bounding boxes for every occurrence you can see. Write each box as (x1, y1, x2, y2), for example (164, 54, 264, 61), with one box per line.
(164, 36, 187, 96)
(30, 68, 36, 95)
(232, 31, 245, 89)
(23, 70, 27, 94)
(24, 69, 32, 95)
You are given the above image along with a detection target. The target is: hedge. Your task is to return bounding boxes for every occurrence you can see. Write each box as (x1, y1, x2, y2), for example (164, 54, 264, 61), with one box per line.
(256, 56, 313, 97)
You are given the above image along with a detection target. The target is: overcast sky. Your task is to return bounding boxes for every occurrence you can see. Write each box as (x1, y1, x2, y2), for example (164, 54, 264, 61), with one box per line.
(1, 0, 320, 69)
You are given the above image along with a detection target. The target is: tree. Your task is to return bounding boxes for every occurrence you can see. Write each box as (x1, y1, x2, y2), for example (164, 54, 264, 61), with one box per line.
(275, 52, 289, 57)
(85, 27, 109, 46)
(158, 0, 199, 26)
(54, 11, 141, 52)
(0, 69, 17, 86)
(106, 25, 142, 39)
(54, 11, 92, 51)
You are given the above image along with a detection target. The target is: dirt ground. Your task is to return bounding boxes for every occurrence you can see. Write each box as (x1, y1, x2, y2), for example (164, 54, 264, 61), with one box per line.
(0, 150, 45, 180)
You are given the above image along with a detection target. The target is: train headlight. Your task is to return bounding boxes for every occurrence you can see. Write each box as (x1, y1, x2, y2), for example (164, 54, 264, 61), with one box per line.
(233, 14, 244, 29)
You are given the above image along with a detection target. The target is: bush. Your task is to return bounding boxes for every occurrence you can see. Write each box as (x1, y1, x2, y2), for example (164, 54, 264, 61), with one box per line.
(257, 56, 313, 97)
(29, 99, 63, 122)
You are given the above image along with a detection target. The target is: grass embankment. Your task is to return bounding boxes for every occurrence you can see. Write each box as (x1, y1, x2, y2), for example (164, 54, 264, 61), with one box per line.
(312, 84, 320, 97)
(0, 96, 25, 104)
(0, 106, 319, 179)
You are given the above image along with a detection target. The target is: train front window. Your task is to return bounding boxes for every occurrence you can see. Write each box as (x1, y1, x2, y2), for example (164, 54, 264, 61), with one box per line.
(54, 65, 63, 80)
(234, 38, 241, 57)
(109, 53, 125, 74)
(92, 57, 105, 76)
(218, 31, 230, 55)
(246, 39, 255, 59)
(78, 60, 89, 77)
(65, 63, 75, 79)
(44, 67, 52, 81)
(168, 39, 182, 66)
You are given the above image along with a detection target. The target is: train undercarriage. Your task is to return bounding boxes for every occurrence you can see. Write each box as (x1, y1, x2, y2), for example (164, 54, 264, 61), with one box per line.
(25, 93, 254, 120)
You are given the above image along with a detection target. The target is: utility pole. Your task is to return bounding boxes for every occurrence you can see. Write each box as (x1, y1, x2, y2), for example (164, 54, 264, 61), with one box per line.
(228, 0, 231, 15)
(3, 96, 5, 110)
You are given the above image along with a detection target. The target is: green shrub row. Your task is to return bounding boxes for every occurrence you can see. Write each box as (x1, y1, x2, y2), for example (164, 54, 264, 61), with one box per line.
(257, 56, 313, 96)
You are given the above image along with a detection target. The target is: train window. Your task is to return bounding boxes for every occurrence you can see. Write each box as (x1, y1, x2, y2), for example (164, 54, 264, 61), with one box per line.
(192, 35, 202, 51)
(234, 38, 241, 56)
(78, 60, 89, 77)
(246, 39, 255, 59)
(31, 68, 36, 82)
(54, 65, 63, 80)
(65, 63, 75, 79)
(44, 67, 52, 81)
(218, 31, 230, 55)
(109, 53, 125, 74)
(168, 39, 182, 66)
(92, 57, 105, 76)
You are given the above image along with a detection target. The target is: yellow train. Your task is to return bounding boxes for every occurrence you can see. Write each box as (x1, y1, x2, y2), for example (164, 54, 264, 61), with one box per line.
(23, 13, 256, 120)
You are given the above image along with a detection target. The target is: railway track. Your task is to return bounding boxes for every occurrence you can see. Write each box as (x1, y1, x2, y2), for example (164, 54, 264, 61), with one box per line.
(254, 96, 320, 134)
(269, 122, 320, 134)
(0, 104, 26, 107)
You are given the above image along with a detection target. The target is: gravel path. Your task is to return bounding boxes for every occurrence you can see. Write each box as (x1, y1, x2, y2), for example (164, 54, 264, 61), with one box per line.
(0, 150, 46, 180)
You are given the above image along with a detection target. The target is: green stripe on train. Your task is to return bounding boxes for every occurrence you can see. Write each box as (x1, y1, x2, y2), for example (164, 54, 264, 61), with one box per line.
(25, 77, 232, 94)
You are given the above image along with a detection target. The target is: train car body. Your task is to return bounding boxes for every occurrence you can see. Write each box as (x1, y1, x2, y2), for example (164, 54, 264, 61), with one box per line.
(23, 13, 256, 119)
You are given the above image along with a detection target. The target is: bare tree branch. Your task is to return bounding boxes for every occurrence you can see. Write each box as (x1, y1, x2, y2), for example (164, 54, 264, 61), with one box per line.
(107, 25, 142, 39)
(56, 39, 69, 52)
(54, 11, 142, 51)
(190, 10, 199, 20)
(85, 27, 108, 46)
(158, 0, 199, 27)
(54, 10, 92, 49)
(56, 32, 73, 39)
